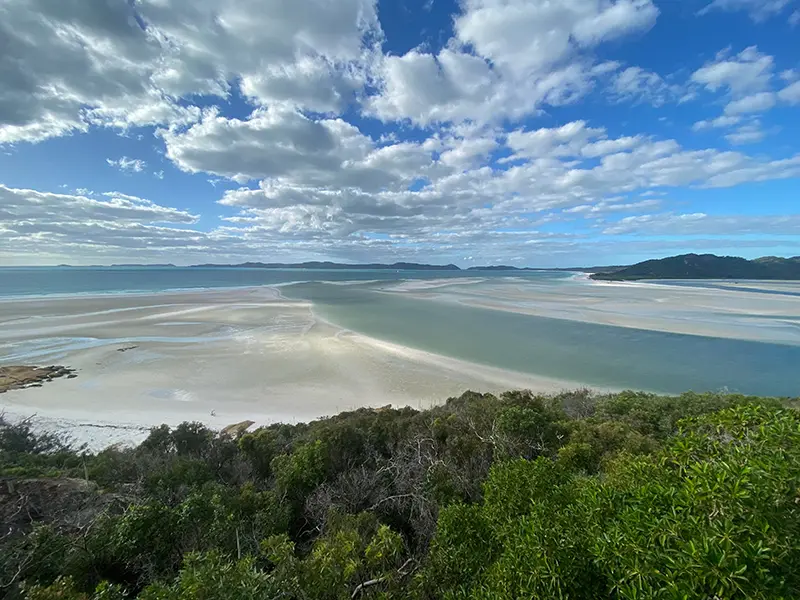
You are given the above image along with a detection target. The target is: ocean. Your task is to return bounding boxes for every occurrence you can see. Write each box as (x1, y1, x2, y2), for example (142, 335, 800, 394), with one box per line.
(1, 267, 798, 398)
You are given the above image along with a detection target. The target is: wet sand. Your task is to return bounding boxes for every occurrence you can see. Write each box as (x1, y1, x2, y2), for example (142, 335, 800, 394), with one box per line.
(0, 287, 579, 449)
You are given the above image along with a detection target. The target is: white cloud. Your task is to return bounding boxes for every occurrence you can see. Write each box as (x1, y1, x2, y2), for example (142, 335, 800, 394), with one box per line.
(455, 0, 657, 75)
(604, 212, 800, 235)
(155, 110, 800, 249)
(368, 0, 658, 125)
(0, 0, 381, 144)
(724, 91, 777, 114)
(791, 9, 800, 25)
(609, 67, 681, 106)
(565, 198, 661, 215)
(0, 0, 180, 144)
(778, 80, 800, 103)
(691, 47, 774, 95)
(691, 47, 783, 142)
(725, 122, 766, 145)
(2, 0, 799, 264)
(107, 157, 148, 174)
(699, 0, 793, 21)
(693, 115, 742, 130)
(0, 185, 196, 225)
(504, 121, 605, 159)
(160, 107, 444, 193)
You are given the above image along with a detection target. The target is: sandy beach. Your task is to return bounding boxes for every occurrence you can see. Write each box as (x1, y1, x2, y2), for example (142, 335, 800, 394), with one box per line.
(3, 276, 798, 449)
(0, 286, 579, 449)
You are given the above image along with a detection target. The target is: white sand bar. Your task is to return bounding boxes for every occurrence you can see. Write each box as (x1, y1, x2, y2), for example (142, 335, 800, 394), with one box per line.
(393, 278, 800, 346)
(0, 287, 579, 448)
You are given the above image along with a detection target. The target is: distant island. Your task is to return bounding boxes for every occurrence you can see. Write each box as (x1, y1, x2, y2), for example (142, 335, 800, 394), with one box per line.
(189, 262, 630, 273)
(467, 264, 626, 273)
(111, 263, 177, 268)
(43, 255, 800, 279)
(189, 261, 461, 271)
(591, 253, 800, 281)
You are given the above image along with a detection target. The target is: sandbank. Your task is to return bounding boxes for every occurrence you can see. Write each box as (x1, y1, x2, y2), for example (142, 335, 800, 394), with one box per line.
(0, 287, 582, 449)
(391, 278, 800, 345)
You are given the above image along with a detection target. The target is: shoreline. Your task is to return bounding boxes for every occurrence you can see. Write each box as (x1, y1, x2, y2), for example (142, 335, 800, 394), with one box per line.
(3, 278, 798, 449)
(0, 286, 590, 450)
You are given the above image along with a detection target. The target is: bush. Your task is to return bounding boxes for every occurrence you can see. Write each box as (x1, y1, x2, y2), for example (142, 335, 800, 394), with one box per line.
(2, 391, 798, 599)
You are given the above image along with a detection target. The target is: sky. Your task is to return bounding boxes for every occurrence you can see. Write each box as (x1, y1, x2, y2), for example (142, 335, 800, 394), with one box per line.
(0, 0, 799, 267)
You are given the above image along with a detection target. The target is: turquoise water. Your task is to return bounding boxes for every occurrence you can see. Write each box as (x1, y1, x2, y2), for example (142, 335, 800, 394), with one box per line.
(0, 266, 551, 297)
(1, 268, 798, 397)
(281, 281, 800, 398)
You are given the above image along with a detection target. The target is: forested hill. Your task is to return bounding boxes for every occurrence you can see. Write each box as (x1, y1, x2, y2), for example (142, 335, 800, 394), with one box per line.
(3, 389, 800, 599)
(591, 253, 800, 281)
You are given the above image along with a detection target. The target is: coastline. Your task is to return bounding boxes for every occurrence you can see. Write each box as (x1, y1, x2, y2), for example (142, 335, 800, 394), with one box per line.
(0, 286, 588, 450)
(3, 276, 799, 450)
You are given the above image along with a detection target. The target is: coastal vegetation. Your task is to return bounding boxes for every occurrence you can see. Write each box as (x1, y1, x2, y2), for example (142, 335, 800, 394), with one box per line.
(591, 253, 800, 281)
(2, 389, 799, 599)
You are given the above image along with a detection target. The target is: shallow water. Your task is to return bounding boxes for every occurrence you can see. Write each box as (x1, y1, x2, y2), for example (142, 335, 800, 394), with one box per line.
(0, 266, 544, 297)
(1, 268, 798, 398)
(281, 281, 800, 397)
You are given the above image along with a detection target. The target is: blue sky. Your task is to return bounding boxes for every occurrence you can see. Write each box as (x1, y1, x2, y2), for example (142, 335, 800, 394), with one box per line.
(0, 0, 798, 266)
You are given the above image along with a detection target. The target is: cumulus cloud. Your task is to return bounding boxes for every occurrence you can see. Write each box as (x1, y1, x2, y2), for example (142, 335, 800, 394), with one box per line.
(690, 47, 786, 142)
(454, 0, 657, 74)
(724, 91, 777, 114)
(160, 107, 444, 193)
(368, 0, 658, 125)
(691, 47, 774, 95)
(2, 0, 799, 264)
(0, 0, 381, 144)
(158, 112, 800, 250)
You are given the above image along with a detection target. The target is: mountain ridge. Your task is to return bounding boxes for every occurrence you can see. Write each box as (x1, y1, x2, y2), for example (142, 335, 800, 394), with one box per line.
(591, 253, 800, 281)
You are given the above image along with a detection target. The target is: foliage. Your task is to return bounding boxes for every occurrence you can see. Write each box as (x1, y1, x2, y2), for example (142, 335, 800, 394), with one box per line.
(0, 415, 86, 478)
(1, 391, 798, 599)
(422, 403, 800, 599)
